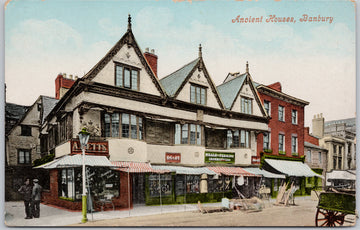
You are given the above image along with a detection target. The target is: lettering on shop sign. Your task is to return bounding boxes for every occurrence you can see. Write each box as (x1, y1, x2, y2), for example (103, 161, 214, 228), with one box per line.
(165, 153, 181, 163)
(71, 140, 109, 155)
(251, 156, 261, 164)
(205, 152, 235, 164)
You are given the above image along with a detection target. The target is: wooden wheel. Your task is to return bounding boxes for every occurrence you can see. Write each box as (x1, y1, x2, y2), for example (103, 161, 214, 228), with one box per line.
(315, 208, 346, 227)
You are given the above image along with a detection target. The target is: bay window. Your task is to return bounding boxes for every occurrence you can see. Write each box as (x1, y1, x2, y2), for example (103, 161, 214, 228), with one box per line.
(103, 112, 143, 140)
(175, 123, 202, 145)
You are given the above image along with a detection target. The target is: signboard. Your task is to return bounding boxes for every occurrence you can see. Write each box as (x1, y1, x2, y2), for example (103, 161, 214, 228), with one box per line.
(251, 156, 261, 164)
(71, 140, 109, 155)
(205, 152, 235, 164)
(165, 152, 181, 163)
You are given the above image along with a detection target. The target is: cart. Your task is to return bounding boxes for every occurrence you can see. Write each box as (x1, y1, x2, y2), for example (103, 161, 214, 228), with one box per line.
(315, 191, 356, 227)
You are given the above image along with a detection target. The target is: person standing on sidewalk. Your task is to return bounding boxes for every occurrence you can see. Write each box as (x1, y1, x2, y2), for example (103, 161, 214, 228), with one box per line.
(31, 178, 42, 218)
(18, 178, 33, 219)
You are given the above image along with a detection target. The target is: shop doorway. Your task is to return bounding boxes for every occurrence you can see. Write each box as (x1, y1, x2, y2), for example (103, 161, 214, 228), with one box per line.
(132, 174, 146, 204)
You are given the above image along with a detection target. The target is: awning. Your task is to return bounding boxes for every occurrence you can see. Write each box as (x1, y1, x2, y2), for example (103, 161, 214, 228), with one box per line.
(151, 165, 217, 175)
(207, 166, 258, 177)
(111, 161, 170, 174)
(264, 159, 323, 178)
(326, 170, 356, 181)
(244, 167, 286, 179)
(34, 155, 114, 169)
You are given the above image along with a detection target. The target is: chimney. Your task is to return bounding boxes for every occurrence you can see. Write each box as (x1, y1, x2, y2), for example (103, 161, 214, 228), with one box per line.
(55, 73, 76, 99)
(267, 82, 282, 92)
(312, 113, 325, 138)
(144, 48, 158, 77)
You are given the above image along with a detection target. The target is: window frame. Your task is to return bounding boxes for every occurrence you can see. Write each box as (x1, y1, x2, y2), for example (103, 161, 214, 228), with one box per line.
(241, 97, 253, 115)
(175, 123, 203, 146)
(18, 149, 31, 164)
(307, 150, 312, 163)
(278, 134, 285, 152)
(190, 84, 207, 105)
(103, 112, 144, 140)
(114, 62, 140, 91)
(292, 109, 298, 125)
(278, 105, 285, 122)
(291, 135, 298, 154)
(263, 132, 271, 150)
(264, 100, 271, 116)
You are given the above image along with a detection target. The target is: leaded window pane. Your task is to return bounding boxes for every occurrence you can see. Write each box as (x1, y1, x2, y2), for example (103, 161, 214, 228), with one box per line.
(175, 124, 181, 144)
(190, 85, 195, 103)
(139, 117, 143, 140)
(190, 124, 196, 145)
(115, 66, 123, 87)
(181, 124, 188, 144)
(124, 68, 131, 88)
(131, 115, 137, 139)
(111, 113, 119, 137)
(122, 113, 129, 138)
(131, 70, 138, 90)
(197, 125, 201, 145)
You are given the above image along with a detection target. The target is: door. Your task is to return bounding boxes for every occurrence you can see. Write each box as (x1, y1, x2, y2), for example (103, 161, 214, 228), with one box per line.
(132, 174, 146, 204)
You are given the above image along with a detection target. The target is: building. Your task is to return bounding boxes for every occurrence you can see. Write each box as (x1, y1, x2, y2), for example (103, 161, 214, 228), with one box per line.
(5, 96, 58, 200)
(304, 127, 328, 188)
(36, 16, 270, 210)
(313, 114, 356, 171)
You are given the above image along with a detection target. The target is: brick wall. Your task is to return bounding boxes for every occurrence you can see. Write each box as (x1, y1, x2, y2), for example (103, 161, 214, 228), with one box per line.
(55, 74, 75, 99)
(304, 127, 319, 146)
(143, 52, 158, 77)
(257, 92, 305, 158)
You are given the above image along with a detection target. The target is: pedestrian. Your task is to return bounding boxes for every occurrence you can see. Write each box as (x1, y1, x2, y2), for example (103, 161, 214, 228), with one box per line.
(18, 178, 33, 219)
(31, 178, 42, 218)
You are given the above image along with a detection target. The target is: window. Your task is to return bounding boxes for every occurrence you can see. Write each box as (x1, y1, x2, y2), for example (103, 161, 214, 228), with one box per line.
(175, 175, 200, 195)
(227, 130, 241, 148)
(338, 146, 342, 155)
(21, 125, 32, 136)
(264, 100, 271, 116)
(240, 130, 250, 148)
(307, 150, 311, 163)
(103, 112, 143, 140)
(278, 106, 284, 121)
(149, 174, 172, 197)
(115, 64, 139, 90)
(333, 145, 337, 155)
(263, 132, 270, 150)
(292, 110, 298, 124)
(190, 85, 206, 105)
(318, 152, 322, 163)
(279, 134, 285, 152)
(175, 123, 202, 145)
(333, 157, 337, 169)
(241, 97, 252, 114)
(291, 136, 298, 153)
(18, 149, 31, 164)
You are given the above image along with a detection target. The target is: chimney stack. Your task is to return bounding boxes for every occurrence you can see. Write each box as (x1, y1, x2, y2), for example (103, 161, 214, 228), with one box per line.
(144, 48, 158, 77)
(312, 113, 325, 138)
(55, 73, 76, 99)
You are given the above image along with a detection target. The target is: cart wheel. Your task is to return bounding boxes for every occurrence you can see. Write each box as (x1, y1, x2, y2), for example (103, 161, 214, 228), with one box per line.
(315, 208, 345, 227)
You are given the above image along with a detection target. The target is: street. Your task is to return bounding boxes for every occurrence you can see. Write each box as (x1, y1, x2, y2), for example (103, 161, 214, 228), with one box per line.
(5, 197, 357, 227)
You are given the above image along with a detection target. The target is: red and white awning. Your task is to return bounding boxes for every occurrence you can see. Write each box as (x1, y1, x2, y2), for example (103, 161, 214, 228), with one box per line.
(207, 166, 259, 177)
(111, 161, 170, 174)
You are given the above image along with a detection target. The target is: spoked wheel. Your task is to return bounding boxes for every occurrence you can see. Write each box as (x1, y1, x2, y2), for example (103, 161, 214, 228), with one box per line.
(315, 208, 346, 227)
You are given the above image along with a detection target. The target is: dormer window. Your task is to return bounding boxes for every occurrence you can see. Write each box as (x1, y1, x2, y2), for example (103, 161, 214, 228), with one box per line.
(190, 84, 206, 105)
(115, 63, 139, 90)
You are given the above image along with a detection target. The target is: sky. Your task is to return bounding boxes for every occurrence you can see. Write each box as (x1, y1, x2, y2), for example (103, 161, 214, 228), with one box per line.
(3, 0, 357, 129)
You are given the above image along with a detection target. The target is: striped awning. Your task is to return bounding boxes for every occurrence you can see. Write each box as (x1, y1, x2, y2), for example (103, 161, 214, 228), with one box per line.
(207, 166, 258, 177)
(34, 155, 114, 169)
(151, 165, 217, 175)
(244, 167, 286, 179)
(264, 159, 323, 178)
(111, 161, 170, 174)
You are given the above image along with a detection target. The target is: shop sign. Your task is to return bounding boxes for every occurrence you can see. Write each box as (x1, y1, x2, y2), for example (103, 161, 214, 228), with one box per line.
(71, 140, 109, 155)
(165, 152, 181, 163)
(204, 152, 235, 164)
(251, 156, 261, 164)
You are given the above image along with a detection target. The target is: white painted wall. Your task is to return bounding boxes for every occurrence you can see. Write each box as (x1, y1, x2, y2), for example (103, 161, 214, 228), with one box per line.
(91, 45, 161, 96)
(55, 141, 71, 158)
(108, 138, 147, 162)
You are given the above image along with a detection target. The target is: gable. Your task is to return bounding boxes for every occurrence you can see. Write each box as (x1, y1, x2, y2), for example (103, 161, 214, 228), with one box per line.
(91, 45, 161, 96)
(231, 80, 263, 116)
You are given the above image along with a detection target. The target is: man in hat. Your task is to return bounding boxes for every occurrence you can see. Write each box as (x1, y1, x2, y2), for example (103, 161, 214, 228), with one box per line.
(31, 178, 42, 218)
(18, 178, 33, 219)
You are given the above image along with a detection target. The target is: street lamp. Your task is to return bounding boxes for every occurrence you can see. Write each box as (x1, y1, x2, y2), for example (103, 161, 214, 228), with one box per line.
(78, 127, 90, 223)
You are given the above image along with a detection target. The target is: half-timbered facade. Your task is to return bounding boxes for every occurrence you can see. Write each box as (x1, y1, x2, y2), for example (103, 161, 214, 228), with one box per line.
(38, 16, 269, 209)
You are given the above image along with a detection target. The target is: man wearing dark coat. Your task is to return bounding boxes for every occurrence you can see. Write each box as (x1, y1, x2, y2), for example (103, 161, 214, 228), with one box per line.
(31, 179, 42, 218)
(18, 178, 33, 219)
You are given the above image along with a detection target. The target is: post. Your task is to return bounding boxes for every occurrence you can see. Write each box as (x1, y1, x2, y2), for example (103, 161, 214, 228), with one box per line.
(81, 148, 87, 223)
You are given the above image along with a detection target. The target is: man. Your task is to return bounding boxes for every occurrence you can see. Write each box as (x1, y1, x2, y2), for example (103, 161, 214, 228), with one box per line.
(18, 178, 33, 219)
(31, 179, 42, 218)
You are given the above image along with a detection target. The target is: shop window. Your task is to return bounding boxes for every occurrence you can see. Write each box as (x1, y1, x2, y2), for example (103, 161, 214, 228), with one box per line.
(208, 175, 231, 193)
(264, 100, 271, 116)
(18, 149, 31, 164)
(148, 174, 172, 197)
(115, 64, 139, 90)
(241, 97, 252, 114)
(190, 84, 207, 105)
(103, 112, 143, 140)
(278, 105, 284, 122)
(175, 123, 202, 145)
(21, 125, 32, 136)
(175, 175, 200, 195)
(292, 110, 298, 124)
(59, 168, 77, 200)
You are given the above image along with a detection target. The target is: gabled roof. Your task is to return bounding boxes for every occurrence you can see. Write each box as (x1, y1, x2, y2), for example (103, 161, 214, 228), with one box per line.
(160, 58, 199, 97)
(41, 96, 59, 124)
(5, 103, 29, 135)
(217, 73, 247, 109)
(82, 15, 166, 98)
